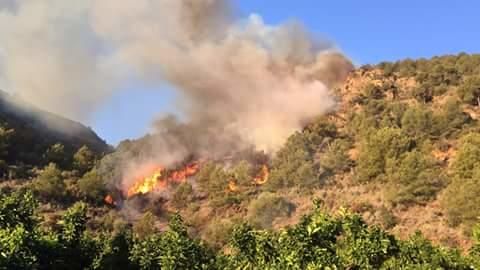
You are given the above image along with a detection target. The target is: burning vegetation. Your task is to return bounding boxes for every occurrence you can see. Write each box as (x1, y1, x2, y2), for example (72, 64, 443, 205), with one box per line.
(126, 162, 200, 198)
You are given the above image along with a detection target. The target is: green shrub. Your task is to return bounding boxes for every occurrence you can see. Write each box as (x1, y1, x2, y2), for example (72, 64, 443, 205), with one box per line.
(77, 169, 107, 204)
(133, 212, 157, 239)
(432, 97, 471, 137)
(31, 163, 66, 202)
(356, 127, 411, 182)
(171, 182, 194, 208)
(320, 139, 352, 172)
(458, 75, 480, 106)
(268, 132, 321, 189)
(202, 218, 235, 250)
(73, 145, 96, 175)
(247, 192, 296, 229)
(400, 105, 434, 140)
(442, 133, 480, 228)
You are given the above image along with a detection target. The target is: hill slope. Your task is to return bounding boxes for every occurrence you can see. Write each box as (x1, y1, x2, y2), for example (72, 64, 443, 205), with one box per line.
(90, 53, 480, 251)
(0, 90, 110, 175)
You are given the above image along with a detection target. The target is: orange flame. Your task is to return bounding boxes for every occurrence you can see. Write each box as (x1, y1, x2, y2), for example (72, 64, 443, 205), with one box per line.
(228, 179, 239, 192)
(254, 165, 269, 185)
(104, 194, 115, 205)
(126, 163, 200, 198)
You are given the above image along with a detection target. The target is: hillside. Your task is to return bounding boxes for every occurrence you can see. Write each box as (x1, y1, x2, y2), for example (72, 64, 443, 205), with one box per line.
(2, 53, 480, 269)
(0, 90, 110, 178)
(82, 53, 480, 250)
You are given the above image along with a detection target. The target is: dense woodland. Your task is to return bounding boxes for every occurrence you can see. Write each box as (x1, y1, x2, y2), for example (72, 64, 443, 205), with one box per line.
(2, 53, 480, 269)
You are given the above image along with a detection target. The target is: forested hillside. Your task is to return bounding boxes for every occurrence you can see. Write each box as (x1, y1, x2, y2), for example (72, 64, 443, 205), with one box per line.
(0, 90, 110, 179)
(2, 53, 480, 269)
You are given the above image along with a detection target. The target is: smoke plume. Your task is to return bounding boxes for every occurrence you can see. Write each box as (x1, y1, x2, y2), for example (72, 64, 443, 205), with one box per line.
(0, 0, 352, 153)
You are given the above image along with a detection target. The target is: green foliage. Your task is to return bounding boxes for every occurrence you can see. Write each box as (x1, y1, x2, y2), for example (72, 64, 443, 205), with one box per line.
(171, 182, 194, 208)
(0, 124, 13, 160)
(412, 82, 434, 103)
(91, 231, 137, 270)
(356, 127, 411, 182)
(319, 139, 352, 173)
(196, 162, 242, 208)
(77, 169, 107, 205)
(363, 83, 385, 99)
(202, 218, 235, 250)
(400, 105, 434, 139)
(385, 150, 444, 205)
(225, 206, 471, 269)
(247, 192, 296, 229)
(74, 145, 96, 175)
(1, 190, 479, 269)
(130, 214, 214, 270)
(452, 133, 480, 179)
(31, 163, 66, 202)
(268, 132, 320, 189)
(133, 211, 157, 239)
(377, 206, 397, 230)
(432, 97, 471, 137)
(0, 190, 37, 230)
(60, 202, 88, 244)
(0, 225, 38, 269)
(44, 143, 70, 169)
(442, 133, 480, 228)
(458, 75, 480, 106)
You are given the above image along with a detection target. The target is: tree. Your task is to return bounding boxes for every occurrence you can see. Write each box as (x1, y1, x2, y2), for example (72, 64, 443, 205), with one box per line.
(77, 169, 107, 204)
(442, 133, 480, 228)
(431, 97, 470, 138)
(458, 75, 480, 106)
(171, 182, 194, 208)
(320, 139, 352, 173)
(356, 127, 411, 182)
(246, 192, 295, 229)
(268, 132, 320, 189)
(385, 150, 444, 205)
(31, 163, 66, 202)
(400, 105, 434, 139)
(133, 212, 157, 239)
(412, 82, 434, 103)
(130, 214, 214, 270)
(74, 145, 96, 175)
(0, 124, 13, 160)
(44, 143, 69, 169)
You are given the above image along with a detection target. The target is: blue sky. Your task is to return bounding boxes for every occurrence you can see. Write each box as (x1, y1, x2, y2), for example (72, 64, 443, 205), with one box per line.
(91, 0, 479, 145)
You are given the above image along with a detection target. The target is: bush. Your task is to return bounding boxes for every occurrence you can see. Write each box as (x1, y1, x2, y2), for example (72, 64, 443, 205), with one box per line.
(319, 139, 352, 172)
(442, 133, 480, 228)
(356, 127, 411, 182)
(385, 150, 444, 205)
(377, 206, 397, 230)
(44, 143, 70, 169)
(268, 132, 320, 189)
(401, 105, 434, 140)
(31, 163, 66, 202)
(432, 97, 471, 137)
(133, 212, 157, 239)
(77, 169, 107, 204)
(458, 75, 480, 106)
(171, 182, 194, 208)
(246, 192, 296, 229)
(73, 145, 96, 175)
(202, 218, 235, 250)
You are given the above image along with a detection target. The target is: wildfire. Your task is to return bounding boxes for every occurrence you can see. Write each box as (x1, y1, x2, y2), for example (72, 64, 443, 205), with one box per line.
(254, 165, 269, 185)
(228, 179, 239, 192)
(104, 194, 115, 206)
(126, 163, 200, 198)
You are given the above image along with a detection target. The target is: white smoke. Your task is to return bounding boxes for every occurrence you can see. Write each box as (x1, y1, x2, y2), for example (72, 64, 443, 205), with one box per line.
(0, 0, 352, 152)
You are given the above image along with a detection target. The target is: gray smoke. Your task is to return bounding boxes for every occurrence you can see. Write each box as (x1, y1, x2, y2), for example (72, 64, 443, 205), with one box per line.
(0, 0, 353, 153)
